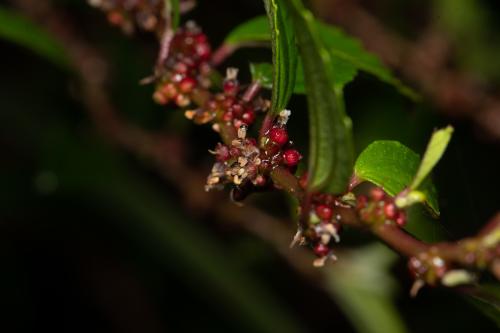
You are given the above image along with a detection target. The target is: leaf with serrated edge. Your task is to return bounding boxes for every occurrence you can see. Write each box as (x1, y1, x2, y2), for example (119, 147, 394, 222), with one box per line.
(354, 141, 439, 215)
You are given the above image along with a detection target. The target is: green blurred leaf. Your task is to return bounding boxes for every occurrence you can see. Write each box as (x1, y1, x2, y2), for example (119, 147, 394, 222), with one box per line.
(326, 244, 408, 333)
(315, 22, 418, 100)
(0, 7, 70, 69)
(464, 284, 500, 328)
(354, 141, 439, 215)
(249, 62, 273, 89)
(224, 16, 271, 46)
(411, 126, 453, 190)
(263, 0, 298, 116)
(285, 0, 354, 193)
(223, 15, 415, 98)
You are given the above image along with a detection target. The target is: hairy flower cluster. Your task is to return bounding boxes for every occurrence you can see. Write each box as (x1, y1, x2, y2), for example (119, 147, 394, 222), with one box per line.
(88, 0, 164, 34)
(153, 22, 212, 107)
(205, 113, 302, 194)
(185, 68, 268, 127)
(302, 194, 344, 267)
(357, 187, 407, 227)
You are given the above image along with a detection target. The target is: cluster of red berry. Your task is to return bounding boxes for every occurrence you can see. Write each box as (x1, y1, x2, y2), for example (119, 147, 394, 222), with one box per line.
(205, 113, 302, 195)
(185, 68, 266, 127)
(88, 0, 164, 34)
(357, 187, 407, 227)
(153, 22, 213, 108)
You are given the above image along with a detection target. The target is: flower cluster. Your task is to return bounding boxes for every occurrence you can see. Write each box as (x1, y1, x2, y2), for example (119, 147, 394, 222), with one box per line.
(88, 0, 164, 34)
(153, 22, 213, 108)
(357, 187, 407, 227)
(185, 68, 267, 127)
(205, 112, 302, 194)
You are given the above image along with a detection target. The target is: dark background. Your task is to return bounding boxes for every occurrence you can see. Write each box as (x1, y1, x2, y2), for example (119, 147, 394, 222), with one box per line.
(1, 0, 499, 332)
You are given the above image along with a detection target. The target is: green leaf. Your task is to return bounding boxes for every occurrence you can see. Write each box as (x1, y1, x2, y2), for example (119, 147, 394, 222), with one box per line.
(0, 7, 70, 69)
(315, 22, 418, 100)
(223, 15, 415, 98)
(410, 126, 453, 190)
(464, 284, 500, 328)
(263, 0, 298, 116)
(224, 16, 271, 46)
(249, 62, 273, 89)
(326, 244, 408, 333)
(285, 0, 354, 193)
(354, 141, 439, 215)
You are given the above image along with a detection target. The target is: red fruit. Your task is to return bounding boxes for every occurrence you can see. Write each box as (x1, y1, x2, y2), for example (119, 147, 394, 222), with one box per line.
(395, 212, 406, 227)
(269, 127, 288, 146)
(283, 149, 301, 167)
(231, 103, 243, 116)
(356, 195, 368, 209)
(241, 110, 256, 125)
(195, 43, 211, 60)
(222, 111, 233, 122)
(315, 204, 333, 220)
(194, 33, 207, 44)
(179, 77, 197, 93)
(174, 62, 188, 74)
(223, 80, 239, 96)
(370, 187, 386, 201)
(384, 202, 397, 220)
(313, 243, 330, 257)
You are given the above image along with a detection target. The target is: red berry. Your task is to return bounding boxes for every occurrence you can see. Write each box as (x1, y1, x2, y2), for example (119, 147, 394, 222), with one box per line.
(179, 77, 197, 93)
(313, 243, 330, 257)
(194, 33, 207, 44)
(395, 212, 406, 227)
(241, 110, 256, 125)
(196, 43, 211, 60)
(269, 127, 288, 146)
(384, 202, 397, 220)
(223, 80, 239, 96)
(370, 187, 386, 201)
(283, 149, 301, 167)
(356, 195, 368, 209)
(175, 94, 190, 107)
(222, 111, 233, 122)
(315, 204, 333, 220)
(231, 103, 243, 116)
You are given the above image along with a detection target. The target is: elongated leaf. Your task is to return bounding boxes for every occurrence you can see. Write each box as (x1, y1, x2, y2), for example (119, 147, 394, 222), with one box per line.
(222, 15, 415, 98)
(0, 7, 70, 69)
(263, 0, 298, 116)
(285, 0, 354, 193)
(326, 244, 408, 333)
(411, 126, 453, 190)
(354, 141, 439, 214)
(224, 16, 271, 45)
